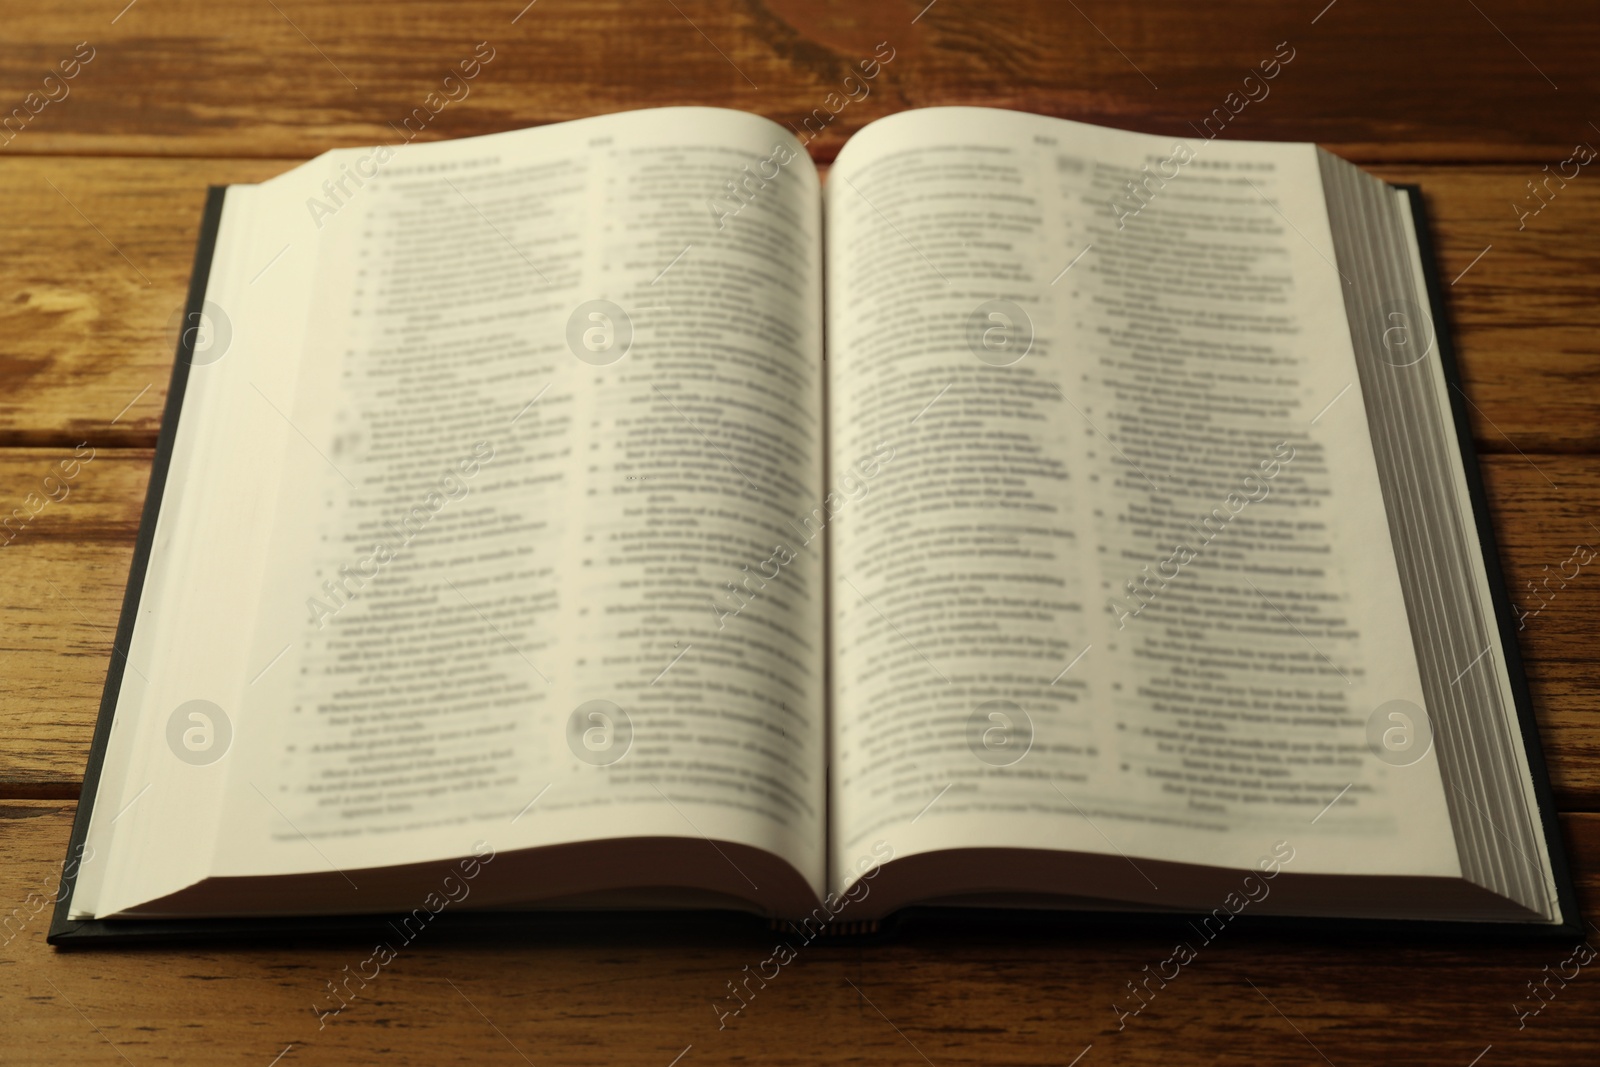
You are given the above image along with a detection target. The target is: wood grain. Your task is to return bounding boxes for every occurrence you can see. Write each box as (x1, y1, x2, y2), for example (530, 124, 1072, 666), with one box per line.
(0, 158, 292, 448)
(1373, 165, 1600, 455)
(0, 448, 142, 793)
(0, 1, 1596, 162)
(3, 450, 1597, 805)
(3, 3, 1598, 1061)
(2, 158, 1598, 450)
(1480, 452, 1600, 809)
(2, 802, 1598, 1065)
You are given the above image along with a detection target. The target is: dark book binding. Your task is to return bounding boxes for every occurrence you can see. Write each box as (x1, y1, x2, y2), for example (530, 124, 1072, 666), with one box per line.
(48, 184, 1582, 946)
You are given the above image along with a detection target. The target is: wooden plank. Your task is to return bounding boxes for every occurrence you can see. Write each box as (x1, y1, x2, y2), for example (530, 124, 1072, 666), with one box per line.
(0, 1, 1596, 162)
(1373, 166, 1600, 455)
(2, 157, 1598, 450)
(0, 448, 142, 792)
(1482, 452, 1600, 810)
(0, 157, 295, 447)
(1, 801, 1597, 1064)
(3, 450, 1598, 806)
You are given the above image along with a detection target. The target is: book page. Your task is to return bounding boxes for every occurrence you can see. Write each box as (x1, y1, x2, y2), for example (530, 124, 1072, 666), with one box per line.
(824, 107, 1460, 897)
(68, 180, 295, 921)
(84, 108, 828, 918)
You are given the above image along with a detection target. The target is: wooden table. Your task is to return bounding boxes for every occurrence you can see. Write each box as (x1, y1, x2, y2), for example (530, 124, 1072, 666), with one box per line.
(4, 1, 1599, 1063)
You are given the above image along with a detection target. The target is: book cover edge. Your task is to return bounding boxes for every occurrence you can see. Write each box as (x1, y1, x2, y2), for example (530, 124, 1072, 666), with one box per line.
(47, 185, 231, 946)
(46, 181, 1583, 946)
(1394, 182, 1585, 940)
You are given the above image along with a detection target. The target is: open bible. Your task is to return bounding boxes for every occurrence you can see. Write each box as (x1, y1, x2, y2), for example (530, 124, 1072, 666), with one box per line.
(52, 106, 1579, 943)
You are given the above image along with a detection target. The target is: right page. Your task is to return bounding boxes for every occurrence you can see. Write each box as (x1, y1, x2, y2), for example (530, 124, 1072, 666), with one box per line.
(824, 107, 1461, 905)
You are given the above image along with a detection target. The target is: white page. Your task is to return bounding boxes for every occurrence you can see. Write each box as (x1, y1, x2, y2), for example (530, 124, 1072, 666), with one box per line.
(825, 107, 1460, 895)
(88, 109, 827, 918)
(72, 173, 325, 919)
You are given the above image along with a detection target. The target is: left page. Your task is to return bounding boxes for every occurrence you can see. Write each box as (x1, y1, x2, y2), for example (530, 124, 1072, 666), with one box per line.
(74, 107, 828, 919)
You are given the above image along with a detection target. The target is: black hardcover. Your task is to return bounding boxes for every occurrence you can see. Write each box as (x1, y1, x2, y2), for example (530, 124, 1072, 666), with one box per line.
(48, 183, 1582, 947)
(49, 185, 228, 947)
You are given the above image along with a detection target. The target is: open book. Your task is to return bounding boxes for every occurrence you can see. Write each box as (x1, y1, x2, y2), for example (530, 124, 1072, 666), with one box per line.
(52, 106, 1578, 942)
